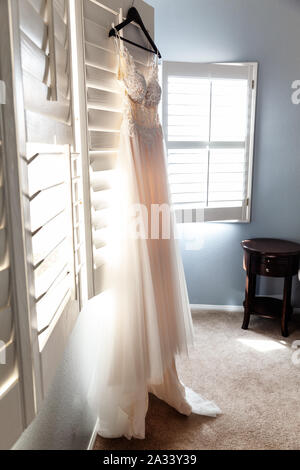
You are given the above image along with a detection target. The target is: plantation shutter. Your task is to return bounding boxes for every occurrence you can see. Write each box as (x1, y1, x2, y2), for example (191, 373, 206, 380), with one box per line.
(74, 0, 154, 296)
(162, 61, 257, 223)
(18, 0, 81, 397)
(20, 0, 72, 143)
(0, 104, 24, 450)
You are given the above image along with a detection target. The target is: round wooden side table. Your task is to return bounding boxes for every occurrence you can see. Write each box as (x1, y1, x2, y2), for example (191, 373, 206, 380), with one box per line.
(241, 238, 300, 337)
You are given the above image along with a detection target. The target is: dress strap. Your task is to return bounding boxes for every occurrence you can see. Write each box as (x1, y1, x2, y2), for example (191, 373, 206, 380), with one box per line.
(111, 24, 127, 82)
(111, 23, 123, 55)
(111, 23, 137, 87)
(151, 52, 159, 80)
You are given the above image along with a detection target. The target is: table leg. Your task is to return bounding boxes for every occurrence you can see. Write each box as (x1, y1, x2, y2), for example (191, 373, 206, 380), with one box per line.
(282, 276, 292, 337)
(242, 271, 256, 330)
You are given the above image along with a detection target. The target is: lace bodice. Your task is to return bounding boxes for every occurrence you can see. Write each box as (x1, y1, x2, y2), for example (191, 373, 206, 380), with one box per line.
(117, 43, 162, 143)
(121, 47, 161, 108)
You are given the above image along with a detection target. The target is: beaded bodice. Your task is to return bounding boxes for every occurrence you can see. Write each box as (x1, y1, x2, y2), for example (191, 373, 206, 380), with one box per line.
(117, 45, 162, 142)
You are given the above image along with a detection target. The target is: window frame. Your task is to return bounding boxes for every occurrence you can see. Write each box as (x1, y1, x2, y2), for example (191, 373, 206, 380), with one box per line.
(162, 61, 258, 223)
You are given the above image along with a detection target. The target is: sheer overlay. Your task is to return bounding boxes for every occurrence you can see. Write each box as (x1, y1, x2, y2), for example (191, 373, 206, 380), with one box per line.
(91, 37, 221, 440)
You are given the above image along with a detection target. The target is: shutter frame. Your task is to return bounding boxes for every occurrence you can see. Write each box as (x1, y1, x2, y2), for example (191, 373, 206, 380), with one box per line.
(0, 1, 81, 444)
(73, 0, 155, 297)
(163, 60, 258, 223)
(0, 0, 43, 430)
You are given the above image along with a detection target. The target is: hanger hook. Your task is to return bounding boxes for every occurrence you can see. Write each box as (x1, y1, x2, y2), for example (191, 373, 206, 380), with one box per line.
(131, 0, 135, 7)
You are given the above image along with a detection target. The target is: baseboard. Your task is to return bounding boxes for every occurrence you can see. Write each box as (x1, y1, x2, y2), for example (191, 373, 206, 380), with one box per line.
(191, 304, 300, 315)
(191, 304, 243, 315)
(87, 418, 99, 450)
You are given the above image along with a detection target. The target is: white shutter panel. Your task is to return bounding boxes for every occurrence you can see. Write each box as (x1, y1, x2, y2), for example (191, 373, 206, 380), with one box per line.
(75, 0, 154, 296)
(18, 0, 81, 397)
(20, 0, 72, 144)
(163, 61, 257, 223)
(26, 144, 74, 334)
(0, 115, 23, 450)
(0, 0, 84, 446)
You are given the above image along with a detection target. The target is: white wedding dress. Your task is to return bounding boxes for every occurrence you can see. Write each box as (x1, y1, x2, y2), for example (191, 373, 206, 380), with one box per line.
(93, 38, 221, 440)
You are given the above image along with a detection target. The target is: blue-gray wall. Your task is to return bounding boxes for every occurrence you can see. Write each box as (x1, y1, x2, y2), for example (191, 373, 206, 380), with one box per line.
(149, 0, 300, 306)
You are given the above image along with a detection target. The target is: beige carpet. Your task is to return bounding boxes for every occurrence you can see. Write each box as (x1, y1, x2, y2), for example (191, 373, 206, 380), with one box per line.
(94, 310, 300, 450)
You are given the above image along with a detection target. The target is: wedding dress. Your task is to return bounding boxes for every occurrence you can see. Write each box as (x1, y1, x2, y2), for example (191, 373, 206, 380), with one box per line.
(93, 37, 221, 440)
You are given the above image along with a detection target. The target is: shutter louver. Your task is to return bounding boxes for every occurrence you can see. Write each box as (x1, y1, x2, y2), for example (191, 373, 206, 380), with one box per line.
(81, 0, 122, 294)
(163, 62, 257, 222)
(24, 141, 81, 396)
(20, 0, 72, 144)
(79, 0, 154, 295)
(26, 144, 74, 338)
(19, 0, 80, 344)
(17, 0, 82, 399)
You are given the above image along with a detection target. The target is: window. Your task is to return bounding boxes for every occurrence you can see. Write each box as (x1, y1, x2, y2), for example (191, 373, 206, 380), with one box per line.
(162, 62, 257, 222)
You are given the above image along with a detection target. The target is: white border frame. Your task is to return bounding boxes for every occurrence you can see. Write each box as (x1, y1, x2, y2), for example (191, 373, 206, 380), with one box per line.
(70, 0, 95, 299)
(1, 0, 43, 425)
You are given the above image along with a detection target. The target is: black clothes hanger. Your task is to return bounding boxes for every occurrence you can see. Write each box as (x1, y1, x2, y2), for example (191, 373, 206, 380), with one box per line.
(109, 7, 162, 59)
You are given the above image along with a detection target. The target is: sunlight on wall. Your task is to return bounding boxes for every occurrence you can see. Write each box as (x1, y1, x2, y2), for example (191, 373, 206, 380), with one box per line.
(177, 221, 237, 251)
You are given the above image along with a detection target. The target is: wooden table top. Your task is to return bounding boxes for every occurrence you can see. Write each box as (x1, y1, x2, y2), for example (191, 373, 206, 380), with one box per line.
(241, 238, 300, 256)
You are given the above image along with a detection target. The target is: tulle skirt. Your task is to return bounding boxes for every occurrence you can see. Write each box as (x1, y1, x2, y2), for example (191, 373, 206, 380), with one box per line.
(90, 121, 220, 439)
